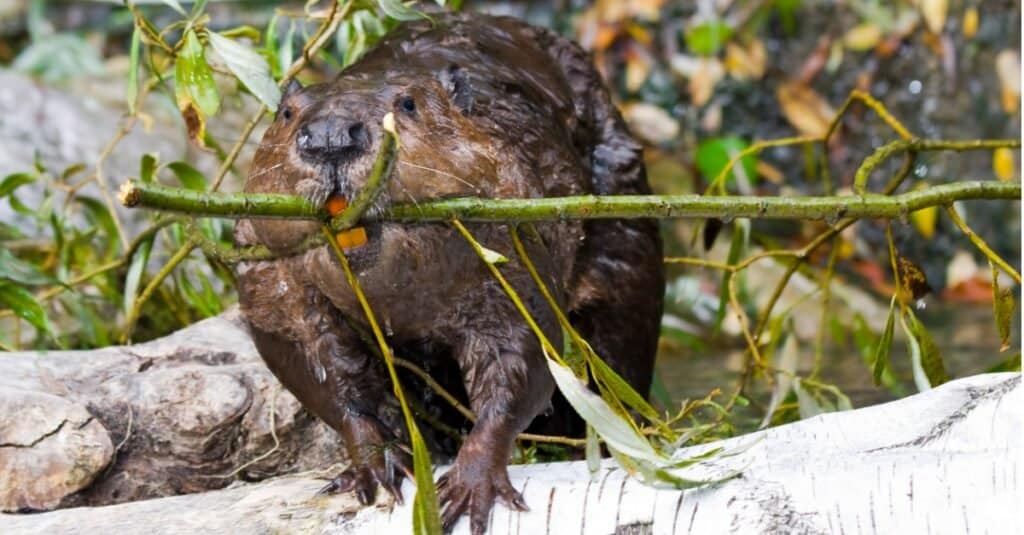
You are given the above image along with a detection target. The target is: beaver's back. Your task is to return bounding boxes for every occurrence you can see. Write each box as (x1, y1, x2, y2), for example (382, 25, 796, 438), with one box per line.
(346, 12, 649, 200)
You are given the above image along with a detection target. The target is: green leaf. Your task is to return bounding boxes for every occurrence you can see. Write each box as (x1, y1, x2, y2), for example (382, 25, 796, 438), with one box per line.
(0, 249, 60, 286)
(124, 234, 155, 316)
(589, 349, 662, 424)
(478, 245, 508, 265)
(548, 359, 663, 463)
(775, 0, 802, 34)
(127, 24, 141, 114)
(585, 424, 601, 475)
(696, 136, 757, 188)
(175, 29, 220, 117)
(990, 261, 1016, 352)
(206, 31, 282, 111)
(761, 332, 797, 428)
(140, 153, 158, 183)
(0, 222, 25, 240)
(9, 193, 34, 216)
(712, 218, 749, 333)
(872, 295, 896, 386)
(279, 19, 296, 77)
(0, 281, 54, 337)
(59, 163, 87, 183)
(901, 308, 948, 391)
(167, 161, 208, 191)
(850, 313, 875, 360)
(561, 325, 587, 374)
(160, 0, 188, 16)
(907, 309, 948, 387)
(793, 378, 823, 419)
(219, 25, 261, 41)
(61, 293, 110, 349)
(377, 0, 428, 21)
(76, 196, 119, 258)
(411, 426, 442, 535)
(0, 173, 36, 198)
(262, 15, 280, 78)
(986, 351, 1021, 373)
(685, 21, 733, 56)
(190, 0, 209, 17)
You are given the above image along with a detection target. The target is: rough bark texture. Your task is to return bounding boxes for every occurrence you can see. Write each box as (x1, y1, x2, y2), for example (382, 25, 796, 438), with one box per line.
(0, 362, 1017, 533)
(0, 308, 346, 511)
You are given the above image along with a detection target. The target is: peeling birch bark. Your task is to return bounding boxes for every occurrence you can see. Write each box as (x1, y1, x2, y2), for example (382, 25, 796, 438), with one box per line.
(2, 372, 1017, 534)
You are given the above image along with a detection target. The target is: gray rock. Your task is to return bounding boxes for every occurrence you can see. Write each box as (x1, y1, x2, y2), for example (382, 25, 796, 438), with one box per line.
(0, 307, 346, 511)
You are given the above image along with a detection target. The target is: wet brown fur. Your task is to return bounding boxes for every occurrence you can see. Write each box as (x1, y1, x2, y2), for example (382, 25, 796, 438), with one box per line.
(234, 12, 663, 534)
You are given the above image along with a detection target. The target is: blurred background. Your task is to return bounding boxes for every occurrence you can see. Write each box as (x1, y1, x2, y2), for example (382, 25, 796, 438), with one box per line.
(0, 0, 1019, 431)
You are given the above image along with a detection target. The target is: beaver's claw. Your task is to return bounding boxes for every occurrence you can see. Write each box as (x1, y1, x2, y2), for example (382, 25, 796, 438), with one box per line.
(318, 443, 413, 506)
(436, 462, 528, 534)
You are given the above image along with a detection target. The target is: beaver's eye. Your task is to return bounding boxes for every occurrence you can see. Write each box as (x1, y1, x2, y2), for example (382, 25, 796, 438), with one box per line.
(398, 96, 416, 114)
(282, 108, 293, 121)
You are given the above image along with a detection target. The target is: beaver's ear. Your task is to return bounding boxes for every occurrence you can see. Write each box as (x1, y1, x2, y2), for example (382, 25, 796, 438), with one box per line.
(439, 65, 473, 114)
(281, 79, 303, 102)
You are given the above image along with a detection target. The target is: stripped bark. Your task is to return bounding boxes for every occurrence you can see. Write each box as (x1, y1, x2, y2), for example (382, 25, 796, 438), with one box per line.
(0, 359, 1017, 533)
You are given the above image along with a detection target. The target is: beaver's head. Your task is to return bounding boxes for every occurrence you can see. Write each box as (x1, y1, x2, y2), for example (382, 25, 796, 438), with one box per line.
(245, 65, 497, 250)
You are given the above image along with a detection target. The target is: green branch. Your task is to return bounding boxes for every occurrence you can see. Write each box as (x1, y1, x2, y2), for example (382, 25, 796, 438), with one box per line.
(120, 180, 1020, 224)
(853, 139, 1020, 193)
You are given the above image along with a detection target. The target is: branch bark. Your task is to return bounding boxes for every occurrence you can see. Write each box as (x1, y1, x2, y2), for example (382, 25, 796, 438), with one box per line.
(119, 179, 1020, 223)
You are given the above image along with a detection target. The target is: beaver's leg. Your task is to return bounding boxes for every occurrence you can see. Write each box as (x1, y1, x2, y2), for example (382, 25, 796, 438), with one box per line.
(569, 219, 664, 396)
(436, 280, 559, 534)
(237, 258, 411, 505)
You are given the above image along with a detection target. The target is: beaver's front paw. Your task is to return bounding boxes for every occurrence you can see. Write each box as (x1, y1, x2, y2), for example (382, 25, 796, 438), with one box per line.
(436, 459, 528, 534)
(318, 415, 413, 506)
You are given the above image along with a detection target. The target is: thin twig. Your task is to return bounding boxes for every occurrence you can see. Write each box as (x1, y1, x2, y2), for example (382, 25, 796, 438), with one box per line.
(121, 239, 197, 343)
(945, 204, 1021, 284)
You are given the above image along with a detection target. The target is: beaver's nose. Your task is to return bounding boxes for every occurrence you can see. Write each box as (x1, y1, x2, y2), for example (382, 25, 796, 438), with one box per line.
(296, 116, 369, 163)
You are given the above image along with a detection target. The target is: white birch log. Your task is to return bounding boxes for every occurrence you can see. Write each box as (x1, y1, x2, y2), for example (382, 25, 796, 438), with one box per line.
(1, 372, 1017, 534)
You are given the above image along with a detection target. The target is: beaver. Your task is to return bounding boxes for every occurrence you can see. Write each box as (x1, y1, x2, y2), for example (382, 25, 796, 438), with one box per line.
(233, 11, 663, 533)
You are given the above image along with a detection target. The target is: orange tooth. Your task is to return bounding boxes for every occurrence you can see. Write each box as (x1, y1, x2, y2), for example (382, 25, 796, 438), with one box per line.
(336, 227, 368, 250)
(326, 196, 349, 216)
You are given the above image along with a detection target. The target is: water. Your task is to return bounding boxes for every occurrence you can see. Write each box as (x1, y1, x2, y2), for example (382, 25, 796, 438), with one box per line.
(653, 303, 1016, 415)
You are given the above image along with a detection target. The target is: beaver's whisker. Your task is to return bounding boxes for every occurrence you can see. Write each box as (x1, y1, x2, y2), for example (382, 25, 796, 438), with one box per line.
(398, 161, 477, 191)
(392, 173, 422, 210)
(246, 162, 285, 179)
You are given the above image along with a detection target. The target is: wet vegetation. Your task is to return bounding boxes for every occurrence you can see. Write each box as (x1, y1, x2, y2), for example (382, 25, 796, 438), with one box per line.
(0, 1, 1020, 531)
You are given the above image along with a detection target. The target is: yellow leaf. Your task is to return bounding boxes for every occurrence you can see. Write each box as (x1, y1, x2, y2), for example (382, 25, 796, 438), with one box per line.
(725, 39, 767, 80)
(910, 205, 937, 239)
(628, 0, 665, 20)
(919, 0, 948, 34)
(625, 53, 651, 92)
(962, 7, 979, 38)
(689, 58, 724, 107)
(843, 23, 882, 51)
(624, 23, 653, 46)
(993, 147, 1016, 181)
(996, 50, 1021, 114)
(908, 183, 937, 239)
(776, 81, 836, 137)
(756, 160, 784, 184)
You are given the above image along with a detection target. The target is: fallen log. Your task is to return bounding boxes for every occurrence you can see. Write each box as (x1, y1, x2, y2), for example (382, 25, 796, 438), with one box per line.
(0, 308, 346, 511)
(1, 340, 1017, 534)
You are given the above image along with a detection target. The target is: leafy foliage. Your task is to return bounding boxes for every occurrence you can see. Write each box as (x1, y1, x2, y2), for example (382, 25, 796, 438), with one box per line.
(0, 3, 1018, 531)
